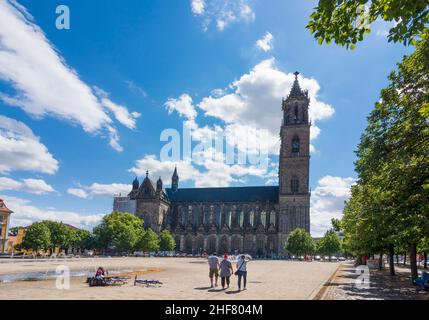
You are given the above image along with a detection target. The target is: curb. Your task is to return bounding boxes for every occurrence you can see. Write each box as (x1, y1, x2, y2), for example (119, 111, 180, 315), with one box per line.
(311, 263, 342, 300)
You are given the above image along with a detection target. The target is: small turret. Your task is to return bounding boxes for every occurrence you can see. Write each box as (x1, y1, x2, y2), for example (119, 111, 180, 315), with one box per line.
(156, 176, 163, 192)
(132, 177, 139, 190)
(171, 166, 179, 192)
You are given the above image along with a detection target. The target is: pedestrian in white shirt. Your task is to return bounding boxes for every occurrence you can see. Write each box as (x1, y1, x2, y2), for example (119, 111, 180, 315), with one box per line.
(235, 254, 250, 290)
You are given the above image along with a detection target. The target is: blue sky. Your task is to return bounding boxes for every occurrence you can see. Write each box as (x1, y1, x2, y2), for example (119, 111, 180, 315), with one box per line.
(0, 0, 411, 236)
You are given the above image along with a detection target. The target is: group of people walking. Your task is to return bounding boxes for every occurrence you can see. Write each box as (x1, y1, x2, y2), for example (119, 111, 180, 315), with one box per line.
(207, 252, 250, 291)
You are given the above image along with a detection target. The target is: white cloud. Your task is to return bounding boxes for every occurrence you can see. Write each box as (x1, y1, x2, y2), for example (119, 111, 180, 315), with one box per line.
(88, 183, 131, 197)
(256, 32, 274, 52)
(67, 188, 89, 199)
(197, 58, 335, 154)
(124, 80, 148, 98)
(0, 115, 59, 174)
(191, 0, 205, 15)
(2, 194, 103, 230)
(310, 176, 356, 237)
(162, 59, 334, 186)
(164, 94, 197, 120)
(0, 177, 55, 195)
(191, 0, 255, 31)
(130, 155, 199, 185)
(67, 182, 131, 199)
(94, 87, 141, 130)
(130, 154, 268, 188)
(0, 1, 138, 151)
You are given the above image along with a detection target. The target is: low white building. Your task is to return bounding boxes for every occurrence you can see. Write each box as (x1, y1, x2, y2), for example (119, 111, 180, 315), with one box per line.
(113, 195, 137, 215)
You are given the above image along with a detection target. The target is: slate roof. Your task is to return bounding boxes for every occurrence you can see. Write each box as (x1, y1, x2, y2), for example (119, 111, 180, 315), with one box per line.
(165, 186, 279, 203)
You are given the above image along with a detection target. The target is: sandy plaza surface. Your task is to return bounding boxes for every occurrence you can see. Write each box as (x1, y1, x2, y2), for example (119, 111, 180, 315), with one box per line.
(0, 257, 340, 300)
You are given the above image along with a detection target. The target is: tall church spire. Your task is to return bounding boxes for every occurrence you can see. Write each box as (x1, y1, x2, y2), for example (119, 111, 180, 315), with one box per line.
(171, 166, 179, 192)
(288, 71, 306, 99)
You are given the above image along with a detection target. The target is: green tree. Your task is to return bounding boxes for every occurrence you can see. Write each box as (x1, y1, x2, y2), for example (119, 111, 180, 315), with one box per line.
(71, 229, 92, 252)
(331, 218, 342, 233)
(318, 230, 342, 261)
(307, 0, 429, 48)
(136, 228, 160, 252)
(341, 36, 429, 280)
(285, 228, 315, 259)
(159, 229, 176, 251)
(93, 211, 144, 253)
(41, 221, 74, 254)
(22, 222, 51, 252)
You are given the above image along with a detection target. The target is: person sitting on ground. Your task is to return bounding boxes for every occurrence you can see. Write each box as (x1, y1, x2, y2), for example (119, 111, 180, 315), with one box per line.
(220, 253, 234, 290)
(95, 266, 107, 280)
(207, 252, 220, 288)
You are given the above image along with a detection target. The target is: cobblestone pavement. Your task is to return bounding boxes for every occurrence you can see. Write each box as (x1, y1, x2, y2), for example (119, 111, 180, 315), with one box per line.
(0, 257, 339, 300)
(319, 262, 429, 300)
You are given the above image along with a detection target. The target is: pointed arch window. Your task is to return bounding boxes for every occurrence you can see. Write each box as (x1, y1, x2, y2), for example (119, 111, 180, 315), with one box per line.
(237, 207, 244, 228)
(294, 104, 299, 121)
(292, 136, 300, 154)
(226, 209, 232, 228)
(204, 206, 210, 225)
(260, 211, 267, 228)
(249, 209, 254, 227)
(193, 206, 200, 226)
(270, 210, 276, 226)
(181, 207, 187, 226)
(291, 178, 299, 193)
(215, 206, 221, 227)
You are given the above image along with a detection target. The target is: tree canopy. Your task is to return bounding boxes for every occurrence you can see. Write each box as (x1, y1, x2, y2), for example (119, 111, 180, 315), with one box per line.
(285, 228, 315, 257)
(317, 230, 342, 260)
(307, 0, 429, 48)
(22, 222, 51, 252)
(159, 229, 176, 251)
(93, 211, 144, 252)
(136, 228, 160, 252)
(340, 35, 429, 279)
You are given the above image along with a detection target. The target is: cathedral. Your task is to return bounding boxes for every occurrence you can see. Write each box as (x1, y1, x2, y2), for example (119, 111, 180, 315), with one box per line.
(113, 72, 311, 256)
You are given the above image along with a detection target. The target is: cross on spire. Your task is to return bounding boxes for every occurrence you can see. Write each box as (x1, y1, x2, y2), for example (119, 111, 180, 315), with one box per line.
(288, 71, 305, 98)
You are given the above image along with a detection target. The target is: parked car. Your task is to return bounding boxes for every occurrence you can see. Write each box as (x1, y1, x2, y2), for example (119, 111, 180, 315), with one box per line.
(330, 256, 338, 261)
(314, 255, 321, 260)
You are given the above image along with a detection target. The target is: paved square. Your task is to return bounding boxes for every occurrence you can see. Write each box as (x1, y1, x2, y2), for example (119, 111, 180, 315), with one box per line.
(0, 257, 339, 300)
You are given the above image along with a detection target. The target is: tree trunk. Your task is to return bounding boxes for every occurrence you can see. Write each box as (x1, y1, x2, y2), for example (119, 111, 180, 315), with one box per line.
(378, 251, 383, 270)
(389, 244, 395, 276)
(409, 243, 418, 281)
(403, 253, 407, 266)
(396, 254, 399, 265)
(424, 252, 427, 269)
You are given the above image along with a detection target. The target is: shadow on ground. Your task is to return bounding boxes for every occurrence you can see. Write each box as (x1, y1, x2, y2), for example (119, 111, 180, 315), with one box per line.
(328, 265, 428, 300)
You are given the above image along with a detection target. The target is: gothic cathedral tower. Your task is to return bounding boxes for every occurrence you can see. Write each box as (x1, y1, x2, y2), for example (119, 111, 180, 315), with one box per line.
(278, 71, 311, 253)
